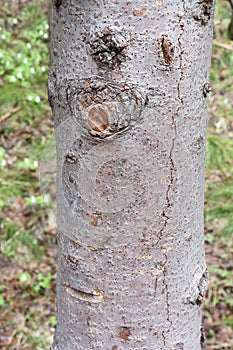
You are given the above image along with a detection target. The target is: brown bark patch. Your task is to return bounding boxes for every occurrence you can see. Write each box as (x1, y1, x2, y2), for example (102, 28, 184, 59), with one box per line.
(157, 34, 174, 66)
(133, 7, 147, 16)
(87, 212, 102, 227)
(88, 105, 109, 132)
(119, 326, 132, 342)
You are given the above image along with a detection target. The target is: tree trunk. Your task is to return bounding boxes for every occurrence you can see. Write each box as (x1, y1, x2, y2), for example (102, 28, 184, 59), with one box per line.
(48, 1, 215, 349)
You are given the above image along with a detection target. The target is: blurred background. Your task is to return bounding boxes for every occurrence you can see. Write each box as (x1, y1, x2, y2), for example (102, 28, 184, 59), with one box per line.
(0, 0, 233, 349)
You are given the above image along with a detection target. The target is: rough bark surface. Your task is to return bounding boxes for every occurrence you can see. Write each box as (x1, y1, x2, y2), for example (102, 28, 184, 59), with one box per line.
(49, 1, 215, 349)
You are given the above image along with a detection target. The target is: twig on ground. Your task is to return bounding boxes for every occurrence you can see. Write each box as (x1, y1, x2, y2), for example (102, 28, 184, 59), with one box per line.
(213, 39, 233, 52)
(0, 106, 22, 124)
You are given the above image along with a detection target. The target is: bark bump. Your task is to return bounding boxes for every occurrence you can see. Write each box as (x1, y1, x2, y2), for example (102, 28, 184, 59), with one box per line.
(193, 0, 214, 25)
(89, 27, 130, 68)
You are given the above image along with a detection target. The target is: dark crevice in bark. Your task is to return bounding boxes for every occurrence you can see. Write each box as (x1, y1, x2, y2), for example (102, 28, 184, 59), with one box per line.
(200, 324, 207, 349)
(160, 4, 187, 346)
(64, 254, 79, 269)
(53, 0, 62, 9)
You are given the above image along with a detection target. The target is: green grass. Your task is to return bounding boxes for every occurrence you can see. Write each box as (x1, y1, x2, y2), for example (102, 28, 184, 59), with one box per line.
(0, 3, 50, 262)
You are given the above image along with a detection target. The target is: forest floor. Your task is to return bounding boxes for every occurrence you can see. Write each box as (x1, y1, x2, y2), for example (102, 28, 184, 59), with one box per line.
(0, 1, 233, 349)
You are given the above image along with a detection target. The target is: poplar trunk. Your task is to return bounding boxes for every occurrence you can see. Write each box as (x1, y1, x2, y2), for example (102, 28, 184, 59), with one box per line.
(49, 1, 215, 349)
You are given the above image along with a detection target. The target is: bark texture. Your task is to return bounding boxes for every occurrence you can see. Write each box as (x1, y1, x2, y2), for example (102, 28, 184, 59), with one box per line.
(49, 1, 215, 349)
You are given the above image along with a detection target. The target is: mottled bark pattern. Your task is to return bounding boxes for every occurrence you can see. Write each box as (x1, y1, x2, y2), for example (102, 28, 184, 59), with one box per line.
(49, 1, 215, 349)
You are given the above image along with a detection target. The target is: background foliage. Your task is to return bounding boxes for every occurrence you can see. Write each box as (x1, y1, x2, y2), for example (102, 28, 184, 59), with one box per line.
(0, 0, 233, 348)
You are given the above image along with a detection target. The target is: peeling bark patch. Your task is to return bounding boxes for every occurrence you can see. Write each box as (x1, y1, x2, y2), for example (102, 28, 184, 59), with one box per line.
(193, 0, 214, 25)
(203, 83, 211, 97)
(89, 27, 129, 68)
(157, 34, 174, 65)
(66, 77, 146, 139)
(196, 268, 209, 305)
(119, 327, 131, 342)
(188, 268, 209, 305)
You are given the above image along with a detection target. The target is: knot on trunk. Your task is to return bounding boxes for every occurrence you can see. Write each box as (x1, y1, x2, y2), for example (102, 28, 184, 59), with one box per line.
(66, 77, 147, 139)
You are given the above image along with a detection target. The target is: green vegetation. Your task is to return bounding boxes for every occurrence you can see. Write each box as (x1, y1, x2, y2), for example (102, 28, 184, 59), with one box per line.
(0, 0, 232, 349)
(0, 3, 51, 259)
(203, 1, 233, 343)
(0, 3, 55, 349)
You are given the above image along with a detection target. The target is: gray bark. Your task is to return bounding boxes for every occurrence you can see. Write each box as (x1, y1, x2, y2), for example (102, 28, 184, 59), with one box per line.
(48, 1, 215, 349)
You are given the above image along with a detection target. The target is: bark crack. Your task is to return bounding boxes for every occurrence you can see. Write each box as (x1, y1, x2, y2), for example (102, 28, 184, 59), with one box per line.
(161, 249, 170, 347)
(160, 4, 186, 346)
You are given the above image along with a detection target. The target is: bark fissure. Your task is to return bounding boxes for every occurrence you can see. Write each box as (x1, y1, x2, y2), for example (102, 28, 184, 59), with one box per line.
(160, 5, 187, 344)
(161, 250, 170, 346)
